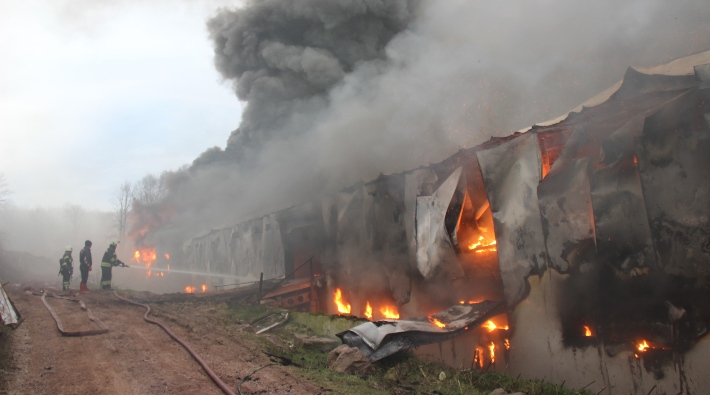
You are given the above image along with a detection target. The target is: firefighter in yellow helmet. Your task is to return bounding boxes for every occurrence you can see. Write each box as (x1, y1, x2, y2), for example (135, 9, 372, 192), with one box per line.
(59, 246, 73, 291)
(100, 242, 128, 290)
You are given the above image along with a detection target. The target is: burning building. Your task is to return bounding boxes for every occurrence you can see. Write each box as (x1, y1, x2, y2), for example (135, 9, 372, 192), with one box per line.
(177, 51, 710, 393)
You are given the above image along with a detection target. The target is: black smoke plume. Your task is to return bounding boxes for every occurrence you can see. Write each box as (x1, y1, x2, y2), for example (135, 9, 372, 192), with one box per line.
(131, 0, 710, 252)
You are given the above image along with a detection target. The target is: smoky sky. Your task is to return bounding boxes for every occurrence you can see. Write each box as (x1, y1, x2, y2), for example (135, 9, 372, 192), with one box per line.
(131, 0, 710, 249)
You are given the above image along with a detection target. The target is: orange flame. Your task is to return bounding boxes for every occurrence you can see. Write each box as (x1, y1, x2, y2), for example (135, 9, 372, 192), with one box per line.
(380, 305, 400, 319)
(133, 248, 158, 268)
(364, 301, 373, 320)
(428, 316, 446, 328)
(165, 253, 170, 260)
(167, 264, 170, 273)
(489, 342, 495, 364)
(637, 340, 650, 352)
(201, 284, 207, 293)
(504, 339, 510, 350)
(333, 288, 351, 314)
(482, 320, 509, 332)
(468, 235, 497, 253)
(584, 326, 593, 337)
(475, 346, 485, 369)
(185, 286, 196, 293)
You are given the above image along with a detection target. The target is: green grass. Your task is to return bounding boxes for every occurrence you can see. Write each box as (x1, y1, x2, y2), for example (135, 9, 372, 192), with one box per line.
(225, 300, 283, 324)
(269, 342, 592, 395)
(223, 301, 593, 395)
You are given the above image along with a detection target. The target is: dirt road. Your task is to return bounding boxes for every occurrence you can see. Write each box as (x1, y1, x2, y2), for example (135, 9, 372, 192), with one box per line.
(1, 283, 323, 395)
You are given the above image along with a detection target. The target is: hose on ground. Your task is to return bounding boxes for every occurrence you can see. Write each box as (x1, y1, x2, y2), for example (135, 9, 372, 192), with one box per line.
(113, 291, 236, 395)
(40, 292, 109, 336)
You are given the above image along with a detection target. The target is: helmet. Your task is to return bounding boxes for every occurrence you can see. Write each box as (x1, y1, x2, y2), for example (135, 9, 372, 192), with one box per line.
(85, 240, 92, 247)
(65, 245, 72, 252)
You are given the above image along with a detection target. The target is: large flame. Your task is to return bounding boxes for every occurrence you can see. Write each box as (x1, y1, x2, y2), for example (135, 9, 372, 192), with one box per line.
(333, 288, 351, 314)
(201, 284, 207, 293)
(364, 301, 373, 320)
(380, 305, 400, 319)
(428, 316, 446, 328)
(185, 286, 196, 293)
(134, 248, 158, 268)
(489, 342, 496, 364)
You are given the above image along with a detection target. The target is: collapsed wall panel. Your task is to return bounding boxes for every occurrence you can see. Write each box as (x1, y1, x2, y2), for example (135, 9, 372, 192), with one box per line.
(404, 169, 438, 266)
(477, 133, 548, 306)
(0, 285, 20, 327)
(415, 167, 464, 280)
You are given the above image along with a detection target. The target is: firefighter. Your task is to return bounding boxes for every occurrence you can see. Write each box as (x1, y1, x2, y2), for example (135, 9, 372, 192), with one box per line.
(59, 246, 73, 291)
(79, 240, 93, 294)
(100, 242, 128, 290)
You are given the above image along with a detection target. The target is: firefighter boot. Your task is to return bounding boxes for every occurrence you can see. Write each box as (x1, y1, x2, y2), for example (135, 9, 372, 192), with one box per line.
(80, 283, 89, 294)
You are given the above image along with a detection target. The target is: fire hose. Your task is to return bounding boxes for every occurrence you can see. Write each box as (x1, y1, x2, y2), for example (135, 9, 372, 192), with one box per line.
(40, 292, 109, 336)
(112, 291, 236, 395)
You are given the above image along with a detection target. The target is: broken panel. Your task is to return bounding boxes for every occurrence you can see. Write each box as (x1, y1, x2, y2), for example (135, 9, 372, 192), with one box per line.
(404, 169, 438, 261)
(416, 167, 464, 279)
(338, 300, 505, 361)
(477, 133, 548, 307)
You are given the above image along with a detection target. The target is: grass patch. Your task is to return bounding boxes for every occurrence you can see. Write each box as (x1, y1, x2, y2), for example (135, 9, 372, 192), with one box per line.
(225, 299, 282, 324)
(272, 341, 593, 395)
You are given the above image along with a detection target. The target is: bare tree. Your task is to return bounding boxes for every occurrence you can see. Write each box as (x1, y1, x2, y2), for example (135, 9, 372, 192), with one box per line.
(133, 173, 167, 205)
(64, 204, 84, 239)
(113, 181, 133, 238)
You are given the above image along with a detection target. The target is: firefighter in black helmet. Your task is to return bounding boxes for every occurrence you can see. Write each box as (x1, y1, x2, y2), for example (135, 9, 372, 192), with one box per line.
(79, 240, 93, 294)
(100, 242, 128, 290)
